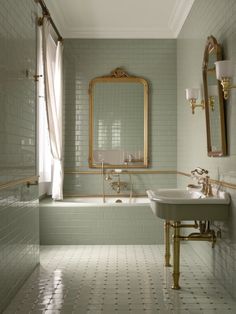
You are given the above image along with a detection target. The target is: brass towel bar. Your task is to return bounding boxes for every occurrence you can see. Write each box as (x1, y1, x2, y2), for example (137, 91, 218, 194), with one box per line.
(0, 176, 38, 191)
(64, 170, 177, 175)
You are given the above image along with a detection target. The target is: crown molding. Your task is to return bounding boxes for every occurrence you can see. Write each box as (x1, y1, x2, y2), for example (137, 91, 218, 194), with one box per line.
(45, 0, 194, 39)
(63, 27, 174, 39)
(168, 0, 195, 38)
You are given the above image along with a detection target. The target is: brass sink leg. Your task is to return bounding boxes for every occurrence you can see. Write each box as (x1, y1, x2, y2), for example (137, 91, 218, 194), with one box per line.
(172, 221, 181, 290)
(164, 220, 171, 267)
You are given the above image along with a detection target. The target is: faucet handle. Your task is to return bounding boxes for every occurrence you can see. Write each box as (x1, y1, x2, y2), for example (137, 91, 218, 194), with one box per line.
(191, 167, 209, 176)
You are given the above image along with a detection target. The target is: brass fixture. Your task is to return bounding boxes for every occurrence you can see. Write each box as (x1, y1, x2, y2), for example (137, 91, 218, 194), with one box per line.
(110, 176, 128, 194)
(33, 74, 43, 82)
(26, 180, 38, 188)
(191, 167, 213, 197)
(189, 98, 205, 114)
(219, 77, 236, 100)
(36, 0, 63, 41)
(185, 88, 205, 114)
(65, 169, 177, 175)
(105, 174, 112, 181)
(165, 219, 218, 290)
(215, 60, 236, 100)
(191, 167, 208, 176)
(202, 176, 213, 197)
(109, 170, 128, 194)
(101, 168, 132, 202)
(64, 169, 236, 192)
(0, 176, 38, 191)
(164, 221, 171, 267)
(172, 221, 181, 290)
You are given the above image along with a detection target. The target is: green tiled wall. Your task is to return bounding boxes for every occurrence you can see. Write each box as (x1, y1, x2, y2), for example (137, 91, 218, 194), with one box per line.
(0, 0, 39, 311)
(177, 0, 236, 298)
(0, 1, 36, 183)
(63, 39, 177, 196)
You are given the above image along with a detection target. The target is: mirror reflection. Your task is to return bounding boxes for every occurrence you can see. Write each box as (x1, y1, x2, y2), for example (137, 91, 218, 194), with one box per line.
(89, 68, 149, 168)
(202, 36, 227, 156)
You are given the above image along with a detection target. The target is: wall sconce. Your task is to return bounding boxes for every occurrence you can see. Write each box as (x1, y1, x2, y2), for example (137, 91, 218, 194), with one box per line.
(185, 88, 205, 114)
(215, 60, 236, 99)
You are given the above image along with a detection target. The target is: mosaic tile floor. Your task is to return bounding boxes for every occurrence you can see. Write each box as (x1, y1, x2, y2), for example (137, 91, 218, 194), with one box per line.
(4, 245, 236, 314)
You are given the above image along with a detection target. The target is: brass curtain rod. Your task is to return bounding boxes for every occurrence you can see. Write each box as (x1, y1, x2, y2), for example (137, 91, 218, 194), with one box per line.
(37, 0, 63, 41)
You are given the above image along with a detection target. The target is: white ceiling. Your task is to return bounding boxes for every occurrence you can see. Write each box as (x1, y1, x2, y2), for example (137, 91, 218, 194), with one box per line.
(45, 0, 195, 39)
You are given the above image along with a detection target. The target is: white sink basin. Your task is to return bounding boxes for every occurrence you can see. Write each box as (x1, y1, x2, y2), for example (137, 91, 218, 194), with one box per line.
(147, 189, 230, 220)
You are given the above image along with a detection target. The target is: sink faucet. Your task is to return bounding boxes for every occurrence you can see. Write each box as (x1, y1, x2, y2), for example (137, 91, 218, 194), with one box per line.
(190, 168, 213, 197)
(199, 176, 213, 197)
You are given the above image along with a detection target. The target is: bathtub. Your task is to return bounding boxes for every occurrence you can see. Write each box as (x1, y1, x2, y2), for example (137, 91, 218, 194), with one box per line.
(40, 195, 163, 245)
(61, 196, 150, 206)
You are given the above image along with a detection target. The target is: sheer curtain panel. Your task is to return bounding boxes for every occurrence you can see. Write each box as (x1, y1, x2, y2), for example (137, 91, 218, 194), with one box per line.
(38, 25, 51, 191)
(42, 17, 64, 200)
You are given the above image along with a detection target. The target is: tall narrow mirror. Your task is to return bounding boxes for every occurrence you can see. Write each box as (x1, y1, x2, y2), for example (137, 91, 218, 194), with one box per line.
(89, 68, 149, 168)
(202, 36, 227, 156)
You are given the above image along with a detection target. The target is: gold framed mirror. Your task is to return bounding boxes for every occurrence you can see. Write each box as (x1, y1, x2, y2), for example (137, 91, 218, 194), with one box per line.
(202, 36, 227, 156)
(88, 68, 149, 168)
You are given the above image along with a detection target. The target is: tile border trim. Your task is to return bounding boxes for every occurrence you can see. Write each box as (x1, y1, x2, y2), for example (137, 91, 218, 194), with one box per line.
(64, 169, 236, 190)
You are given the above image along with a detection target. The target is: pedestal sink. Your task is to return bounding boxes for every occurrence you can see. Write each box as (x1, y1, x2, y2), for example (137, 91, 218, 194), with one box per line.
(146, 188, 230, 290)
(147, 188, 230, 221)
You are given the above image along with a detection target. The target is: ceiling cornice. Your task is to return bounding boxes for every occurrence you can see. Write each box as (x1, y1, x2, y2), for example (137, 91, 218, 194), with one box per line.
(62, 27, 174, 39)
(45, 0, 195, 39)
(168, 0, 195, 38)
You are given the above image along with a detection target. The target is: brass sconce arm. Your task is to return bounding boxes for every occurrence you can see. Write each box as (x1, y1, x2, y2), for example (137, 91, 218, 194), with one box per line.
(189, 98, 205, 114)
(185, 88, 205, 114)
(219, 77, 236, 100)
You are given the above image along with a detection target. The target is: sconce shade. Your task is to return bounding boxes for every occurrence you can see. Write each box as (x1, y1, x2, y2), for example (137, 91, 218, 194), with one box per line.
(215, 60, 234, 80)
(185, 88, 199, 100)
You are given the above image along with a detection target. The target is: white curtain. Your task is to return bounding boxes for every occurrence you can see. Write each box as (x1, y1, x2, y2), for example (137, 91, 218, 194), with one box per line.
(38, 25, 51, 187)
(42, 17, 64, 200)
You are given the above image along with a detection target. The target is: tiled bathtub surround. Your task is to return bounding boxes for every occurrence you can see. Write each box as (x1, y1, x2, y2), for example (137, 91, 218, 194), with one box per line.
(177, 0, 236, 299)
(40, 198, 163, 245)
(63, 39, 177, 196)
(0, 0, 39, 312)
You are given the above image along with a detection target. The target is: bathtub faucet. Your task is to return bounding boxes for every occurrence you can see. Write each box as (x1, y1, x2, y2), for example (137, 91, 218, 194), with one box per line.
(110, 174, 128, 194)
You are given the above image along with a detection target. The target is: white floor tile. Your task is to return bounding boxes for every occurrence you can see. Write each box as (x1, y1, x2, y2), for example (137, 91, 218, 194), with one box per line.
(3, 245, 236, 314)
